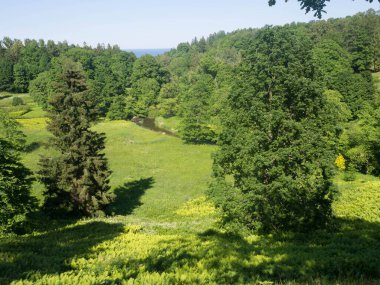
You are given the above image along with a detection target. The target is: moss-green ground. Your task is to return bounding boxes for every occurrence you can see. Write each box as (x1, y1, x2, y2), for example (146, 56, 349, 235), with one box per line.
(0, 93, 380, 284)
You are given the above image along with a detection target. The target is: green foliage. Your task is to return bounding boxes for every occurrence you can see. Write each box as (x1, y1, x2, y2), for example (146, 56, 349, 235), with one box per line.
(312, 39, 352, 88)
(1, 11, 380, 284)
(107, 96, 128, 120)
(343, 168, 357, 182)
(156, 81, 180, 117)
(129, 78, 161, 117)
(131, 55, 169, 85)
(339, 115, 380, 175)
(0, 38, 135, 115)
(180, 73, 217, 144)
(39, 57, 113, 217)
(0, 56, 14, 91)
(0, 111, 26, 149)
(29, 71, 52, 109)
(0, 139, 35, 233)
(12, 96, 24, 106)
(90, 50, 135, 115)
(211, 26, 337, 233)
(323, 90, 352, 123)
(332, 71, 375, 117)
(1, 115, 380, 284)
(0, 113, 36, 233)
(127, 55, 169, 117)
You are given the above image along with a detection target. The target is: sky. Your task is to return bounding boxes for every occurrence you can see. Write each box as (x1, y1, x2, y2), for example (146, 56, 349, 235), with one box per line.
(0, 0, 379, 49)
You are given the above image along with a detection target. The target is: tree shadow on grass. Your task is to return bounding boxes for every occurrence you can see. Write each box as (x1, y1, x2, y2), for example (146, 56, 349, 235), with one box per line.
(137, 218, 380, 284)
(0, 221, 124, 284)
(24, 141, 41, 152)
(109, 177, 154, 215)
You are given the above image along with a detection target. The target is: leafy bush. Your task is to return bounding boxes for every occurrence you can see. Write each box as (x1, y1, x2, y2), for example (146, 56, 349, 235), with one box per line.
(12, 96, 24, 106)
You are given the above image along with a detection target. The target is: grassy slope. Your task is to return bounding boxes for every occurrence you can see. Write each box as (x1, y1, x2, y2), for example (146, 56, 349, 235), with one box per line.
(0, 93, 380, 284)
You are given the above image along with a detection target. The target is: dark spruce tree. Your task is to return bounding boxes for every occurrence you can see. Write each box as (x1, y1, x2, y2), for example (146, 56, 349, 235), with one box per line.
(39, 57, 113, 217)
(210, 27, 338, 233)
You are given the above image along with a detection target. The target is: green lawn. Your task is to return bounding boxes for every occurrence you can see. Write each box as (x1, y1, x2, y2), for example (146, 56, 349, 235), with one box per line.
(1, 94, 380, 284)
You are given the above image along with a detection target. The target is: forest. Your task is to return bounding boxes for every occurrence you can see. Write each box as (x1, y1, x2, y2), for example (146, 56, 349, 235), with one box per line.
(1, 7, 380, 285)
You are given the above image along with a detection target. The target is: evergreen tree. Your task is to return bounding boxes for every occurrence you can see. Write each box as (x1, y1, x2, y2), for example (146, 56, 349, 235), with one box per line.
(210, 27, 337, 233)
(39, 57, 113, 217)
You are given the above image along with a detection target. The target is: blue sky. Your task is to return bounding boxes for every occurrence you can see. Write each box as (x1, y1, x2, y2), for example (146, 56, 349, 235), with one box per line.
(1, 0, 379, 49)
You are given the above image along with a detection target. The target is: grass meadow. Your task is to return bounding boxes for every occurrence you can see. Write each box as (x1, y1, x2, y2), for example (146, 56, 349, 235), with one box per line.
(0, 93, 380, 284)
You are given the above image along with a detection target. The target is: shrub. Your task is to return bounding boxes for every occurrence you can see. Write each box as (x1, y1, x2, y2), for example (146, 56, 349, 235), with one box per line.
(12, 96, 24, 106)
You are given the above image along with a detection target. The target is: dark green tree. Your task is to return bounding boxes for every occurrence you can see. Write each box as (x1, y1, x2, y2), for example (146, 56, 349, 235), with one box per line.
(39, 57, 113, 217)
(0, 56, 14, 91)
(0, 113, 36, 233)
(210, 27, 337, 233)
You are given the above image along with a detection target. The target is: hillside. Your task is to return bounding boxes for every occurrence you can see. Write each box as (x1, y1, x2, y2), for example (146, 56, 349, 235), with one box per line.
(0, 93, 380, 284)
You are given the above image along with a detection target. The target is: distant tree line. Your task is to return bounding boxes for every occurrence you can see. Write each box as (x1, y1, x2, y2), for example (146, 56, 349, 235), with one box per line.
(0, 39, 136, 117)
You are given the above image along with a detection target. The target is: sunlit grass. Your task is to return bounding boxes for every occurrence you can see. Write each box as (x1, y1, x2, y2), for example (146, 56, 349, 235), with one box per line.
(333, 173, 380, 222)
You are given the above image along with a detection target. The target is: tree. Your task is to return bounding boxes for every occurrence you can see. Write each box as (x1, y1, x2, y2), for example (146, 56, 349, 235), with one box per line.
(210, 27, 337, 233)
(180, 73, 217, 144)
(129, 78, 161, 117)
(0, 113, 36, 233)
(311, 39, 375, 117)
(39, 57, 113, 217)
(29, 71, 52, 109)
(311, 39, 352, 88)
(156, 81, 180, 118)
(130, 55, 169, 85)
(268, 0, 380, 18)
(107, 95, 128, 120)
